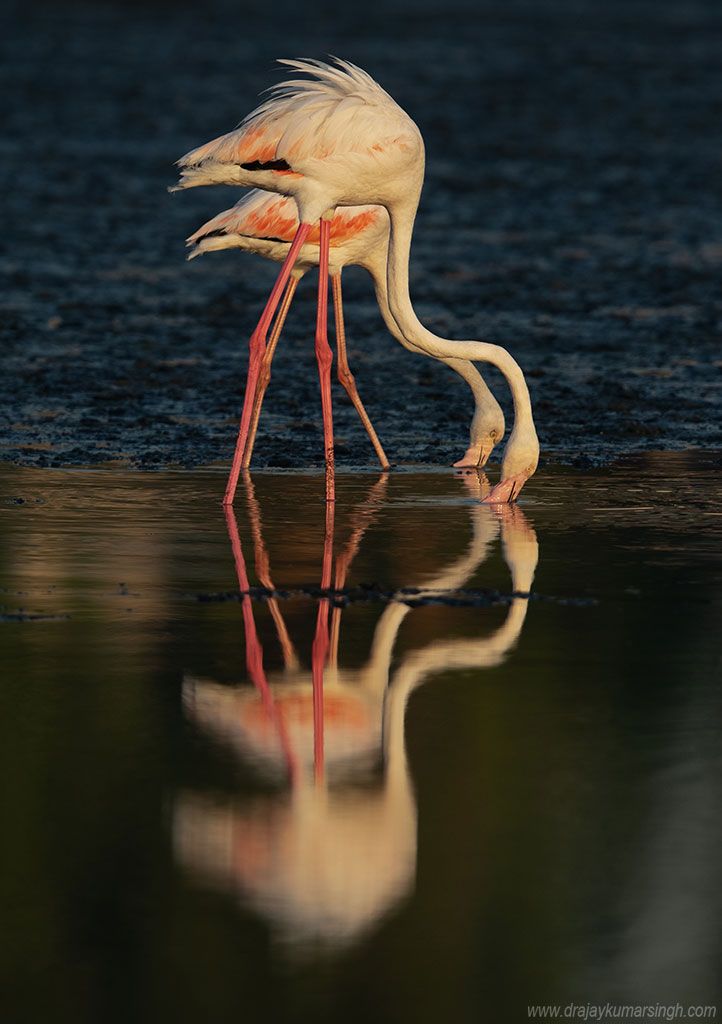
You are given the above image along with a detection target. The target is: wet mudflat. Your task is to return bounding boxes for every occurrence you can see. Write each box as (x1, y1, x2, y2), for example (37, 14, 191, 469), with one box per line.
(1, 454, 720, 1023)
(4, 0, 722, 469)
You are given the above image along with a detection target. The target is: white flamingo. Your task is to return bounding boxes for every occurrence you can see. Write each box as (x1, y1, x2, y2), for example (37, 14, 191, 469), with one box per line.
(173, 58, 539, 505)
(188, 190, 505, 472)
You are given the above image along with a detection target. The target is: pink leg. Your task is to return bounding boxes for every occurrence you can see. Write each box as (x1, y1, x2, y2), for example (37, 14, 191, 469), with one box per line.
(311, 491, 335, 782)
(315, 218, 335, 503)
(223, 223, 311, 507)
(332, 273, 390, 470)
(242, 275, 300, 470)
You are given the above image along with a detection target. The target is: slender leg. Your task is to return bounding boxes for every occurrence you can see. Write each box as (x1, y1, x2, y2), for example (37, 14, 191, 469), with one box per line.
(241, 472, 299, 671)
(316, 217, 335, 503)
(223, 223, 311, 507)
(223, 506, 297, 782)
(242, 275, 300, 469)
(332, 273, 390, 470)
(311, 485, 335, 782)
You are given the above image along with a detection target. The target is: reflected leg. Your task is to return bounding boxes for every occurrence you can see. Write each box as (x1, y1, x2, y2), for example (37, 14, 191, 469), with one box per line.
(241, 472, 299, 671)
(329, 473, 389, 669)
(311, 482, 335, 782)
(223, 506, 297, 781)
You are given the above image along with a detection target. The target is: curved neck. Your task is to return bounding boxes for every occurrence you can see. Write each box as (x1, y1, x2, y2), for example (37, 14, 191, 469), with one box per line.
(386, 200, 535, 437)
(364, 256, 407, 347)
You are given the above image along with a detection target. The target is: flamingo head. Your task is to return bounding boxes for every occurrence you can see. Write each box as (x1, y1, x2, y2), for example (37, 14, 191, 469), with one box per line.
(453, 424, 505, 469)
(452, 406, 506, 468)
(482, 424, 539, 504)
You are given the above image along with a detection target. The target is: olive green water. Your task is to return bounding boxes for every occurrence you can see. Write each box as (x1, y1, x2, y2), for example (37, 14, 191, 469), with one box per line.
(1, 455, 721, 1024)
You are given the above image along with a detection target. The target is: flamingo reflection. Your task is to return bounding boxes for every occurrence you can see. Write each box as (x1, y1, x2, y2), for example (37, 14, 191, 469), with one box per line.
(174, 472, 539, 950)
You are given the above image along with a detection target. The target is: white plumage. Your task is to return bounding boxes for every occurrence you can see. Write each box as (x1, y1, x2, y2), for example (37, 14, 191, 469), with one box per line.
(173, 58, 539, 505)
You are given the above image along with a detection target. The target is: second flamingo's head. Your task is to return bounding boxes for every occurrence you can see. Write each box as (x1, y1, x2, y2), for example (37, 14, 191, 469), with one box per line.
(474, 405, 507, 467)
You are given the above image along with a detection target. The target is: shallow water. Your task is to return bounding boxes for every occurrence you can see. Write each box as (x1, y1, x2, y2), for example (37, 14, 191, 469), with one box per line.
(1, 455, 721, 1023)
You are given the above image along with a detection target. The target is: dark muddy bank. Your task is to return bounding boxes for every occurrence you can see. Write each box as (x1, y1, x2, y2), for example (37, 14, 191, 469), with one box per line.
(2, 0, 722, 470)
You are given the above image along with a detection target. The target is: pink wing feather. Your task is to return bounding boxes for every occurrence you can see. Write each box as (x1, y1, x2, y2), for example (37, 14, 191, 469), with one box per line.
(188, 191, 383, 247)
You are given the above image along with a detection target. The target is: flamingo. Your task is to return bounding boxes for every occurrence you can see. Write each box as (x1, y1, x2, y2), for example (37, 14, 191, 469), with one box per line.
(187, 190, 505, 472)
(172, 58, 539, 505)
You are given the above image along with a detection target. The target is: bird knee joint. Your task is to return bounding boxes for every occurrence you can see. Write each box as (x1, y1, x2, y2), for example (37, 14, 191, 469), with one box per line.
(316, 344, 333, 371)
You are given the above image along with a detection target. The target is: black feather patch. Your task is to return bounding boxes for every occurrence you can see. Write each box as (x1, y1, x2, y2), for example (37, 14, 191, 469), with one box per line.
(239, 159, 292, 172)
(199, 230, 288, 244)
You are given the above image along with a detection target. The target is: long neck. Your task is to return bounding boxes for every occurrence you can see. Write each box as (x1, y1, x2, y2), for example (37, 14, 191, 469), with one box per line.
(365, 262, 408, 348)
(386, 199, 535, 437)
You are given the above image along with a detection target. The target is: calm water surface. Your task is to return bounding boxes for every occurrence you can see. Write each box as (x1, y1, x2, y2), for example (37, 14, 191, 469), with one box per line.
(1, 456, 721, 1023)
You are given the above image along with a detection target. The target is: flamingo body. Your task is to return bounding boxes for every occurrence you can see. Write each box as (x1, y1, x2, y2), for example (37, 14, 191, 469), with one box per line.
(188, 190, 506, 466)
(175, 59, 424, 223)
(173, 58, 539, 503)
(188, 191, 388, 276)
